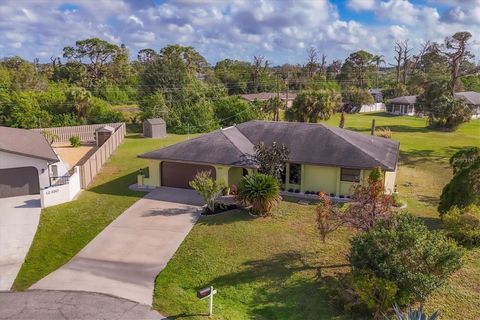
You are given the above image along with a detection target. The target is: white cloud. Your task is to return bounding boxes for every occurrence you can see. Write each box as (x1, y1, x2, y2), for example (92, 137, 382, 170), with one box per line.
(347, 0, 376, 11)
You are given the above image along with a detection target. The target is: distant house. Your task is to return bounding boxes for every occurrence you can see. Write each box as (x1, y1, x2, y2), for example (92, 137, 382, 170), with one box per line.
(138, 120, 400, 196)
(387, 95, 417, 116)
(388, 91, 480, 118)
(239, 92, 297, 108)
(358, 88, 386, 113)
(454, 91, 480, 119)
(0, 126, 59, 198)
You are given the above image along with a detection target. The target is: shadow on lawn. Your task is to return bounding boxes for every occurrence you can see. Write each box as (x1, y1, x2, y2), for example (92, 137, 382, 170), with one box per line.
(88, 171, 145, 198)
(208, 251, 349, 319)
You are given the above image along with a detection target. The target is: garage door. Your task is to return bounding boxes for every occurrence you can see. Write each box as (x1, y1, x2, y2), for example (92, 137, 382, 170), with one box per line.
(161, 162, 216, 189)
(0, 167, 40, 198)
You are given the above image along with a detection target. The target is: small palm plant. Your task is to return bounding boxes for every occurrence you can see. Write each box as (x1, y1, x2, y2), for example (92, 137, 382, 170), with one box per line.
(237, 173, 282, 217)
(389, 304, 440, 320)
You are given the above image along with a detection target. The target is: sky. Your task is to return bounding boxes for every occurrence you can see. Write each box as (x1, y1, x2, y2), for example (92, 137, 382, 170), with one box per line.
(0, 0, 479, 65)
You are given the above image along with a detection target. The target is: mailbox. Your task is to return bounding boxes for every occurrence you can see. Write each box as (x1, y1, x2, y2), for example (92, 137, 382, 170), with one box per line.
(197, 287, 212, 299)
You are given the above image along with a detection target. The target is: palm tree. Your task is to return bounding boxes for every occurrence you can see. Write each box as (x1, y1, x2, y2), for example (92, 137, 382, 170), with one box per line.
(265, 96, 283, 121)
(373, 55, 386, 88)
(238, 173, 282, 217)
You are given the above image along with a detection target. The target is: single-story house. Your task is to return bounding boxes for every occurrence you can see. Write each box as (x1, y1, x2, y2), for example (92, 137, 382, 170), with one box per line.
(239, 92, 297, 108)
(387, 95, 417, 115)
(454, 91, 480, 119)
(0, 126, 59, 198)
(138, 121, 400, 196)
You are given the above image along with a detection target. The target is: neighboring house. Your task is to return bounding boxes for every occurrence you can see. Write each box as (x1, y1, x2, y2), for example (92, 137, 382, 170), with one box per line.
(239, 92, 297, 108)
(369, 88, 384, 103)
(138, 121, 400, 195)
(454, 91, 480, 119)
(0, 126, 59, 198)
(388, 91, 480, 118)
(387, 95, 417, 115)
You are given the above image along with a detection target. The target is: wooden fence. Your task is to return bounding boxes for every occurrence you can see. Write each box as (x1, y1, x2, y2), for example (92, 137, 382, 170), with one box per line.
(32, 123, 124, 143)
(78, 123, 126, 188)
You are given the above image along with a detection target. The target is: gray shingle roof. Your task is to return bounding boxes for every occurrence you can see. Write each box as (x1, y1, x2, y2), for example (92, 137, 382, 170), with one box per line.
(239, 92, 297, 102)
(145, 118, 166, 125)
(454, 91, 480, 105)
(139, 120, 399, 171)
(0, 126, 59, 162)
(389, 95, 417, 105)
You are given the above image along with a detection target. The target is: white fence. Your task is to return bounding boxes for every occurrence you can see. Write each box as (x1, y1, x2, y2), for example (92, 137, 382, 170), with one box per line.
(40, 167, 82, 208)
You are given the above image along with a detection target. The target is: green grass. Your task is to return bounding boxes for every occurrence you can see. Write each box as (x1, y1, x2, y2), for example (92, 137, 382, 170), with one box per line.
(12, 133, 194, 291)
(153, 114, 480, 319)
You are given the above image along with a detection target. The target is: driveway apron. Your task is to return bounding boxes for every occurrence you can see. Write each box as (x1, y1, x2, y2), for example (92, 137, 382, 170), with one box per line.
(32, 187, 203, 306)
(0, 195, 41, 290)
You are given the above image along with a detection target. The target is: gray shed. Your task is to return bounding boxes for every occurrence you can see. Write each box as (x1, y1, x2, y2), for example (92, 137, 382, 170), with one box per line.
(95, 125, 115, 147)
(143, 118, 167, 138)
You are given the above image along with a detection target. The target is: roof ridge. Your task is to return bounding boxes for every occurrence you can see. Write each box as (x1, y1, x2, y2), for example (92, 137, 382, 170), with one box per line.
(221, 126, 254, 156)
(324, 126, 386, 168)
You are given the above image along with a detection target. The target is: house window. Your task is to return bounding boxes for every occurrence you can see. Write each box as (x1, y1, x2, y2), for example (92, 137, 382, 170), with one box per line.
(289, 163, 301, 185)
(242, 168, 249, 176)
(341, 168, 360, 182)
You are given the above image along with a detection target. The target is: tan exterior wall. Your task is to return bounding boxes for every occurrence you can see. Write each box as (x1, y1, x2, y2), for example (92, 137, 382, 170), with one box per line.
(140, 159, 398, 196)
(302, 165, 338, 194)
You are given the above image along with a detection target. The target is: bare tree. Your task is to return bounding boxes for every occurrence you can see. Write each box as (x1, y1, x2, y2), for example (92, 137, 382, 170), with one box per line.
(319, 54, 327, 77)
(251, 55, 269, 93)
(410, 41, 431, 75)
(305, 47, 319, 79)
(439, 31, 480, 94)
(390, 41, 403, 84)
(401, 41, 412, 84)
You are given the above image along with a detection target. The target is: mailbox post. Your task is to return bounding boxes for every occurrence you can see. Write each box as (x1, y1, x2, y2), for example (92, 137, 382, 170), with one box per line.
(197, 286, 217, 316)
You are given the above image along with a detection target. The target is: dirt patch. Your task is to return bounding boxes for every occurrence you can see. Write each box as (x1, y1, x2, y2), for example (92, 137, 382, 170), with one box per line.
(53, 142, 98, 168)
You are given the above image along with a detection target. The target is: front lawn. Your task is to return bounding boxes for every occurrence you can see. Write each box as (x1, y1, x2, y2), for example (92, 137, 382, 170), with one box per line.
(12, 134, 193, 291)
(153, 114, 480, 319)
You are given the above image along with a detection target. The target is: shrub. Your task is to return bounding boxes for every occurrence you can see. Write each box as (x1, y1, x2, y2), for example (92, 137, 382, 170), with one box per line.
(443, 205, 480, 246)
(375, 127, 392, 139)
(350, 213, 464, 303)
(237, 173, 282, 217)
(189, 171, 224, 213)
(69, 135, 81, 147)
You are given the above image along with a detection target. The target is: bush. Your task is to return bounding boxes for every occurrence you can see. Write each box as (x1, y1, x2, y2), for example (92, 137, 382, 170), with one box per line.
(237, 173, 281, 217)
(69, 135, 81, 147)
(189, 171, 224, 213)
(443, 205, 480, 246)
(375, 127, 392, 139)
(350, 213, 464, 303)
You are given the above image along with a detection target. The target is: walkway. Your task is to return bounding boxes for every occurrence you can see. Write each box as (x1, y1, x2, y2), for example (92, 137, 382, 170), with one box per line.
(0, 195, 41, 290)
(0, 290, 164, 320)
(32, 187, 203, 306)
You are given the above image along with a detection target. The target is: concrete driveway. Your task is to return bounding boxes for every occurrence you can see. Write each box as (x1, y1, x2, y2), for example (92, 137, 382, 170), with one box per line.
(32, 187, 203, 306)
(0, 195, 41, 290)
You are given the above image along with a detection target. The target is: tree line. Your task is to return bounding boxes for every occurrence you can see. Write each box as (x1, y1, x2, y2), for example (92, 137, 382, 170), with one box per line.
(0, 31, 478, 132)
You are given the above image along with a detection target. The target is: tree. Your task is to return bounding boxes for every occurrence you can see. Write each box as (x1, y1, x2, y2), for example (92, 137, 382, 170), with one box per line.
(372, 55, 385, 88)
(286, 89, 341, 122)
(213, 96, 263, 127)
(137, 48, 157, 63)
(439, 32, 480, 94)
(67, 87, 92, 120)
(350, 213, 464, 303)
(63, 38, 120, 86)
(139, 90, 168, 120)
(443, 205, 480, 246)
(342, 87, 374, 111)
(214, 59, 252, 94)
(251, 55, 269, 93)
(345, 50, 375, 88)
(417, 81, 472, 130)
(189, 171, 224, 213)
(254, 142, 290, 180)
(264, 96, 283, 121)
(237, 173, 282, 217)
(439, 147, 480, 213)
(305, 47, 319, 79)
(316, 192, 343, 243)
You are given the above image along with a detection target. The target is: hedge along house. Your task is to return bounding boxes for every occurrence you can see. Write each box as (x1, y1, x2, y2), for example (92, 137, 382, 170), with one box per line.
(138, 121, 400, 196)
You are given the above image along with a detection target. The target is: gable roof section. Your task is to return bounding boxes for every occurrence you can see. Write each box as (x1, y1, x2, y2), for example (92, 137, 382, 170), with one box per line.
(140, 121, 399, 171)
(0, 126, 59, 162)
(145, 118, 166, 125)
(454, 91, 480, 105)
(389, 95, 417, 105)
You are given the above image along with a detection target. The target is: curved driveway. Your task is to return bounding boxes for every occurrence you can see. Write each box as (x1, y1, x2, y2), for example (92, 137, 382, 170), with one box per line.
(32, 187, 203, 306)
